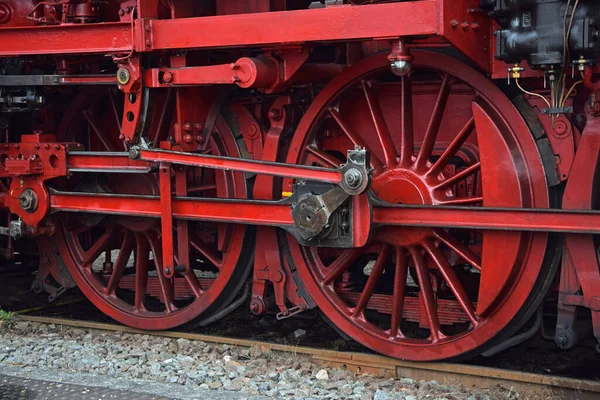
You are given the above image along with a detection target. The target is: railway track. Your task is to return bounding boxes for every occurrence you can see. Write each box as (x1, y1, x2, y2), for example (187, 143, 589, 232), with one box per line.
(14, 314, 600, 400)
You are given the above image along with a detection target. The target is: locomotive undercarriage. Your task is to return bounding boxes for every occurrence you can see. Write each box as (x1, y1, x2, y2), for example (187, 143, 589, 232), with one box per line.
(0, 0, 600, 361)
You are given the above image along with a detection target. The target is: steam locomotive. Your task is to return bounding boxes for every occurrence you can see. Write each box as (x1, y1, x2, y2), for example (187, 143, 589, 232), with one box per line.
(0, 0, 599, 361)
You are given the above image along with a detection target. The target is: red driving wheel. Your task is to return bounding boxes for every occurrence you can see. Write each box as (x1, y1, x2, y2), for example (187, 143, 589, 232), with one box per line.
(284, 51, 557, 360)
(50, 88, 252, 330)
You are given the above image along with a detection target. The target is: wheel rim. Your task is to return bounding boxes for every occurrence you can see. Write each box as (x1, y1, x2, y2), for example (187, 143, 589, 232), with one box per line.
(285, 51, 551, 360)
(53, 88, 250, 330)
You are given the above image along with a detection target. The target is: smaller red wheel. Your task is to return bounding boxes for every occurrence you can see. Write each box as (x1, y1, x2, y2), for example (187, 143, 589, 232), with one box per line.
(51, 89, 252, 330)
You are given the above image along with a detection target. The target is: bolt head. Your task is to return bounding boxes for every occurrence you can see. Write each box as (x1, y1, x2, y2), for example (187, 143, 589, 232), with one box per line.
(268, 109, 282, 121)
(116, 68, 131, 85)
(129, 147, 141, 159)
(344, 168, 363, 189)
(390, 60, 411, 77)
(19, 196, 31, 209)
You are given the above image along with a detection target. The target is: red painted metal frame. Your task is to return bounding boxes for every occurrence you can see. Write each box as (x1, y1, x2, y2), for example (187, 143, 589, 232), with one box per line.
(558, 99, 600, 347)
(0, 22, 132, 55)
(0, 1, 487, 64)
(250, 96, 310, 317)
(0, 1, 490, 72)
(148, 2, 438, 50)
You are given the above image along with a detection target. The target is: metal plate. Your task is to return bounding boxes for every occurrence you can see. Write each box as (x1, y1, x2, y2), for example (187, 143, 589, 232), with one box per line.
(0, 375, 171, 400)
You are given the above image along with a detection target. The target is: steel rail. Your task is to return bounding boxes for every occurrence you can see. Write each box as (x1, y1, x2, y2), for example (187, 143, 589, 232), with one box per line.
(15, 315, 600, 400)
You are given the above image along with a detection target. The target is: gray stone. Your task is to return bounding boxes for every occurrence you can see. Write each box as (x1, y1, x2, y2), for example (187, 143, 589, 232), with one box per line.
(207, 379, 222, 389)
(224, 381, 244, 391)
(150, 363, 161, 375)
(293, 329, 307, 340)
(315, 369, 329, 380)
(374, 389, 389, 400)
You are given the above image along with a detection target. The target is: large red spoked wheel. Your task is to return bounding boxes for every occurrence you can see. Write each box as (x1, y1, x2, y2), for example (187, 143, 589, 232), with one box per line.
(51, 88, 252, 330)
(285, 51, 556, 361)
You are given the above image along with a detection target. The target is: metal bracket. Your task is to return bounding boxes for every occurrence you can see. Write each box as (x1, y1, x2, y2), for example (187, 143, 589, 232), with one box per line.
(541, 106, 574, 115)
(286, 183, 366, 248)
(291, 185, 349, 241)
(340, 147, 370, 195)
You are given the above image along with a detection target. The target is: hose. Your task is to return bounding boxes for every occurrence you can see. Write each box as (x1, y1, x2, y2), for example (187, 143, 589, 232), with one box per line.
(195, 282, 250, 327)
(481, 307, 543, 358)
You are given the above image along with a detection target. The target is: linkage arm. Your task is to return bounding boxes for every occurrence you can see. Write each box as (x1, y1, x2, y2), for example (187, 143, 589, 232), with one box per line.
(129, 146, 370, 195)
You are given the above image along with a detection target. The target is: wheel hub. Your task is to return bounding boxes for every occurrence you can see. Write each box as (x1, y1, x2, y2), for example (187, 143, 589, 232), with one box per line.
(372, 167, 436, 247)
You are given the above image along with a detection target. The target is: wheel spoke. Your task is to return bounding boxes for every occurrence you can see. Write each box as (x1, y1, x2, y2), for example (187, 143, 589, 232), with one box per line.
(352, 245, 390, 318)
(153, 87, 173, 148)
(306, 145, 341, 168)
(390, 247, 408, 338)
(428, 117, 475, 177)
(434, 162, 481, 190)
(148, 234, 177, 313)
(134, 233, 149, 311)
(361, 80, 398, 166)
(438, 196, 483, 206)
(432, 230, 481, 271)
(183, 269, 204, 298)
(188, 184, 217, 194)
(190, 234, 223, 270)
(323, 248, 363, 285)
(66, 223, 94, 236)
(108, 88, 122, 132)
(415, 74, 452, 169)
(423, 240, 479, 327)
(83, 109, 115, 151)
(328, 106, 384, 171)
(105, 232, 134, 295)
(81, 226, 116, 266)
(410, 246, 443, 342)
(399, 75, 415, 166)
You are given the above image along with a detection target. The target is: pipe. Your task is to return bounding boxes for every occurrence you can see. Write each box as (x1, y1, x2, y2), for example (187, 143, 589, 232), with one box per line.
(481, 307, 543, 357)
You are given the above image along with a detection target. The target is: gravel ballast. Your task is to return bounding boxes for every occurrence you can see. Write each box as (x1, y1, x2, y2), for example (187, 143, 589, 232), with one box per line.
(0, 320, 519, 400)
